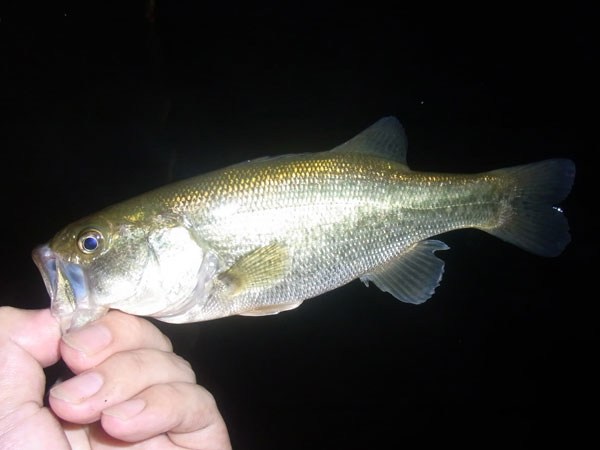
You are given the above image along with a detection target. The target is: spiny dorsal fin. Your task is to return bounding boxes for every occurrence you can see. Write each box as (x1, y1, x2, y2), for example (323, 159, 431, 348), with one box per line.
(330, 116, 408, 165)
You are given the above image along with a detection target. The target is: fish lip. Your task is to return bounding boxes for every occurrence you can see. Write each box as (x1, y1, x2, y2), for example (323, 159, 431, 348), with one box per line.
(32, 245, 90, 330)
(32, 245, 58, 302)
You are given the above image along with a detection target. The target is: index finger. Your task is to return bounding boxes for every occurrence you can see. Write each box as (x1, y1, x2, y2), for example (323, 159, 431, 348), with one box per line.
(60, 310, 173, 374)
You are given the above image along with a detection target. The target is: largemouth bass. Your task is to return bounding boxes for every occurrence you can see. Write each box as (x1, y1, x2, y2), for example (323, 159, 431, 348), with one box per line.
(33, 117, 575, 332)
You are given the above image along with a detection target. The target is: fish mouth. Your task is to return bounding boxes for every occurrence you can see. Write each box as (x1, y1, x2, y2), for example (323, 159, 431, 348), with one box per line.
(32, 245, 59, 304)
(32, 245, 90, 332)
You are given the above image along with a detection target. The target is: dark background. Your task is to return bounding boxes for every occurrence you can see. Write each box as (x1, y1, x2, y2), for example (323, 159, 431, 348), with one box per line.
(1, 2, 596, 448)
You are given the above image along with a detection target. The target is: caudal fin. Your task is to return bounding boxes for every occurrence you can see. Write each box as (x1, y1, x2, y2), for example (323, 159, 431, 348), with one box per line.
(483, 158, 575, 257)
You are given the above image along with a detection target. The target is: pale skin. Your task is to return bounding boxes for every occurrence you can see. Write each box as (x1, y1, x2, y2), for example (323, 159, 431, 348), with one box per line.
(0, 307, 231, 449)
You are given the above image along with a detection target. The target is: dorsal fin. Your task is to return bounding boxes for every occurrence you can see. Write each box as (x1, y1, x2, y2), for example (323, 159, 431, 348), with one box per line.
(330, 117, 408, 165)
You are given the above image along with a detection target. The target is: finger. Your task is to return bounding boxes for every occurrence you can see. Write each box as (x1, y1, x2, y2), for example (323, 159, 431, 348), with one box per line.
(101, 382, 231, 449)
(0, 307, 70, 448)
(60, 310, 173, 373)
(85, 422, 182, 449)
(0, 307, 61, 367)
(49, 348, 196, 424)
(0, 308, 61, 414)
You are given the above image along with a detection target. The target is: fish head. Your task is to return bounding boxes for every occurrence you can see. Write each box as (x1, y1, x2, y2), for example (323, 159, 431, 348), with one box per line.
(33, 214, 114, 332)
(33, 213, 215, 333)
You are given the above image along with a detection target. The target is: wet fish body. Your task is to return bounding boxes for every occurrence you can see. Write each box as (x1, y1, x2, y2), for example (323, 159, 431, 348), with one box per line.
(33, 118, 575, 332)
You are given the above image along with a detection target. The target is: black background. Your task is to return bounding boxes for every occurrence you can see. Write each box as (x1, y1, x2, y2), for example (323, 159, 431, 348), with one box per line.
(1, 2, 596, 448)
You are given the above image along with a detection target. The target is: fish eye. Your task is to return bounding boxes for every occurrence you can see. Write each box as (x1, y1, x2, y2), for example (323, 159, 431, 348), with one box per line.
(77, 229, 103, 254)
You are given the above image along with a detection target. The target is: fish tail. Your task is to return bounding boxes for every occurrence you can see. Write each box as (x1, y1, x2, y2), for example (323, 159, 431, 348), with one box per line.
(482, 158, 576, 257)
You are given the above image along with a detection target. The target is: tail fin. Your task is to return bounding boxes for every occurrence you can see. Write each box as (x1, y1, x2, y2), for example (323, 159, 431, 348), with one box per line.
(483, 158, 575, 257)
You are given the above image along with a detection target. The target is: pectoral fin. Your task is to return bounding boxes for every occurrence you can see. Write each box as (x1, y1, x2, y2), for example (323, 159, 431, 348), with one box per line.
(217, 242, 290, 297)
(240, 301, 303, 316)
(360, 239, 449, 304)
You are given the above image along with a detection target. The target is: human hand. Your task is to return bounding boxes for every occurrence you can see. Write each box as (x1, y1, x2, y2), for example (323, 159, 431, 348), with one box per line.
(0, 307, 231, 449)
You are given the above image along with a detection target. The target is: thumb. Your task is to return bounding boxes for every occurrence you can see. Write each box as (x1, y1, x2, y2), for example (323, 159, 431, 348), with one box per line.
(0, 307, 70, 448)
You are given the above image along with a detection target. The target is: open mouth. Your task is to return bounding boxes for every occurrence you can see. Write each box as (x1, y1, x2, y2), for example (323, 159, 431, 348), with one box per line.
(32, 245, 89, 330)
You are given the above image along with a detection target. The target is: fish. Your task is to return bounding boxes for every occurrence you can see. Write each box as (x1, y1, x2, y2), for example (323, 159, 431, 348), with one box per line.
(32, 117, 575, 333)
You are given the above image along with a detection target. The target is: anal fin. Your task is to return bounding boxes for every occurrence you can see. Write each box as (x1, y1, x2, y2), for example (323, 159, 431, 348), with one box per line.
(360, 240, 449, 304)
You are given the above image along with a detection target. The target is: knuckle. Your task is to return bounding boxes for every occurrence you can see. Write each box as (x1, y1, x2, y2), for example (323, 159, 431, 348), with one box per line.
(170, 353, 196, 382)
(128, 349, 151, 375)
(104, 311, 173, 352)
(110, 348, 149, 376)
(196, 385, 216, 409)
(119, 313, 146, 339)
(156, 382, 182, 401)
(160, 333, 174, 352)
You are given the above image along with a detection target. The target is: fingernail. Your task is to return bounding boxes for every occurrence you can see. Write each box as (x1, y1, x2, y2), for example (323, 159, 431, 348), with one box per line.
(62, 323, 112, 355)
(50, 372, 104, 404)
(103, 398, 147, 420)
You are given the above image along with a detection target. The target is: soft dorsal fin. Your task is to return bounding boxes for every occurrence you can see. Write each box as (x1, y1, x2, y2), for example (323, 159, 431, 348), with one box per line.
(330, 117, 408, 165)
